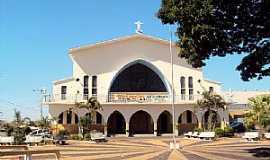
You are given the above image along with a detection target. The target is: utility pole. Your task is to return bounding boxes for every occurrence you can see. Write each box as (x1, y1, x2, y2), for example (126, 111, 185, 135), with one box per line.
(33, 89, 47, 119)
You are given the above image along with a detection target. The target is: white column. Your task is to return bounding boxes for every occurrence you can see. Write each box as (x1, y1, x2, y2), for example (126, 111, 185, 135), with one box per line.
(154, 122, 158, 136)
(196, 112, 202, 129)
(92, 112, 97, 124)
(126, 122, 129, 137)
(174, 121, 179, 136)
(104, 124, 108, 136)
(63, 112, 67, 125)
(71, 112, 76, 124)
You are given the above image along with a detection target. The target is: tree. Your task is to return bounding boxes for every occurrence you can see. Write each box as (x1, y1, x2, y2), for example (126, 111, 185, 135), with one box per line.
(79, 115, 92, 137)
(157, 0, 270, 81)
(74, 97, 102, 134)
(196, 91, 226, 131)
(36, 116, 52, 129)
(245, 95, 270, 134)
(12, 110, 26, 144)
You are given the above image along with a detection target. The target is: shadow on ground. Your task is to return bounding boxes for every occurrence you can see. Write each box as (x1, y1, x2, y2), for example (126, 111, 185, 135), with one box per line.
(247, 147, 270, 158)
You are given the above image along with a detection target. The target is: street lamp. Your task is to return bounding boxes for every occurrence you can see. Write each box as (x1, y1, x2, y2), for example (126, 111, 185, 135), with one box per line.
(169, 25, 180, 150)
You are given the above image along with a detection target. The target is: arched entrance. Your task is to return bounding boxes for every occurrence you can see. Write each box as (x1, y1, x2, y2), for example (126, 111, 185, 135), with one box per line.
(58, 110, 79, 125)
(129, 110, 154, 135)
(57, 110, 79, 134)
(157, 111, 173, 135)
(107, 111, 126, 136)
(203, 110, 221, 129)
(178, 110, 198, 135)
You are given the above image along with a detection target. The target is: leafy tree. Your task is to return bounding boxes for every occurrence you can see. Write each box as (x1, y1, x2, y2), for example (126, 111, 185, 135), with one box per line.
(12, 110, 26, 144)
(36, 116, 52, 129)
(79, 115, 91, 137)
(196, 91, 226, 131)
(245, 95, 270, 134)
(157, 0, 270, 81)
(74, 97, 102, 134)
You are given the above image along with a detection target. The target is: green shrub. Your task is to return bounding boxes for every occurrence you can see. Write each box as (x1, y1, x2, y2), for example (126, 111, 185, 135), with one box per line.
(70, 134, 83, 140)
(194, 128, 203, 133)
(215, 128, 224, 137)
(84, 133, 91, 141)
(58, 130, 69, 137)
(224, 127, 234, 137)
(12, 127, 25, 145)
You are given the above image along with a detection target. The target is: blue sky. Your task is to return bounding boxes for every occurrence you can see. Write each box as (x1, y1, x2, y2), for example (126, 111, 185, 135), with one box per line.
(0, 0, 269, 121)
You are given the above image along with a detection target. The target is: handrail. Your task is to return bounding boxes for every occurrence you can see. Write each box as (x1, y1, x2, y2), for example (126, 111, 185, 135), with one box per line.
(44, 92, 203, 104)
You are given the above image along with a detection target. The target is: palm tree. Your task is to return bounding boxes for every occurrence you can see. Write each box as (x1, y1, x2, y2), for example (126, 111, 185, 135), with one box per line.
(74, 97, 102, 133)
(196, 91, 226, 131)
(245, 95, 270, 135)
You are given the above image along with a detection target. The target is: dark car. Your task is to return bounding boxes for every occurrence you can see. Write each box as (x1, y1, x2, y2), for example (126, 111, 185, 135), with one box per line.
(230, 121, 246, 132)
(53, 134, 68, 145)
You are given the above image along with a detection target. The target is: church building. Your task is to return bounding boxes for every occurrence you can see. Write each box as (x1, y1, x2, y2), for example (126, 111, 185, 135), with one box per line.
(45, 23, 242, 136)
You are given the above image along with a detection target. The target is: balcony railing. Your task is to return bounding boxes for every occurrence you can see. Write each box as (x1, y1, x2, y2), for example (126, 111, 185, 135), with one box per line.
(44, 92, 203, 104)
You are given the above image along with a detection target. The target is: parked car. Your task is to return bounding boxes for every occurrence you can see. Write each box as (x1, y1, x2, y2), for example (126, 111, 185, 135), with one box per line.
(230, 120, 245, 132)
(53, 134, 67, 145)
(28, 129, 52, 138)
(0, 128, 7, 137)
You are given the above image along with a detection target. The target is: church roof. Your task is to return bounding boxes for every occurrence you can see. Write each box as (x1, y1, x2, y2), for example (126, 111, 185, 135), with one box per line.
(69, 33, 176, 54)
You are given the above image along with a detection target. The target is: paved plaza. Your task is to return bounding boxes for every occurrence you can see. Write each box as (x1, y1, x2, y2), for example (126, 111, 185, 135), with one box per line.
(1, 137, 270, 160)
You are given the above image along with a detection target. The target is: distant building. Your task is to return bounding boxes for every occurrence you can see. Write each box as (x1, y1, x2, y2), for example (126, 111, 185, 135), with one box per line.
(44, 25, 270, 136)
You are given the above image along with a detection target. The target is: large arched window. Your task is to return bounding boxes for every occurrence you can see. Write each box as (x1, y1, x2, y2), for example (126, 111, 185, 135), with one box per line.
(110, 63, 167, 92)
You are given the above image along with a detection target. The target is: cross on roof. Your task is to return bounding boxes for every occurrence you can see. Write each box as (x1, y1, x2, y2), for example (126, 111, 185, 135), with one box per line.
(135, 21, 143, 34)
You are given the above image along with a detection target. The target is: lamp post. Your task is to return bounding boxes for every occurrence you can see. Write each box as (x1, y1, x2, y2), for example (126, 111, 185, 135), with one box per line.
(33, 88, 47, 119)
(169, 25, 181, 150)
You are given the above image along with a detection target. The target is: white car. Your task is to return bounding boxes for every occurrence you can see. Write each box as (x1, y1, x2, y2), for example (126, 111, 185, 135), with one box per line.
(28, 129, 52, 138)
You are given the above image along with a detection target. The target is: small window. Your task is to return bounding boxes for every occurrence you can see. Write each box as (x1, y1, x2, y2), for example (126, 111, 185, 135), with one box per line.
(188, 77, 193, 100)
(92, 76, 97, 88)
(188, 77, 193, 89)
(61, 86, 67, 100)
(61, 86, 67, 94)
(83, 75, 89, 88)
(83, 76, 89, 100)
(92, 88, 97, 95)
(180, 76, 186, 100)
(92, 76, 97, 96)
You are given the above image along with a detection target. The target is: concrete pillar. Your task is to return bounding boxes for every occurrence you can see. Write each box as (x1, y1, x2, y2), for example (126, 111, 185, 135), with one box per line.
(71, 112, 76, 124)
(196, 112, 203, 129)
(174, 124, 179, 136)
(154, 122, 158, 136)
(198, 122, 202, 129)
(63, 112, 67, 125)
(104, 124, 107, 136)
(92, 112, 97, 124)
(126, 122, 129, 137)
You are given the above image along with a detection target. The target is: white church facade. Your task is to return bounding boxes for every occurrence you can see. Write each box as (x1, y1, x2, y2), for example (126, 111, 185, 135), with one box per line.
(45, 26, 248, 136)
